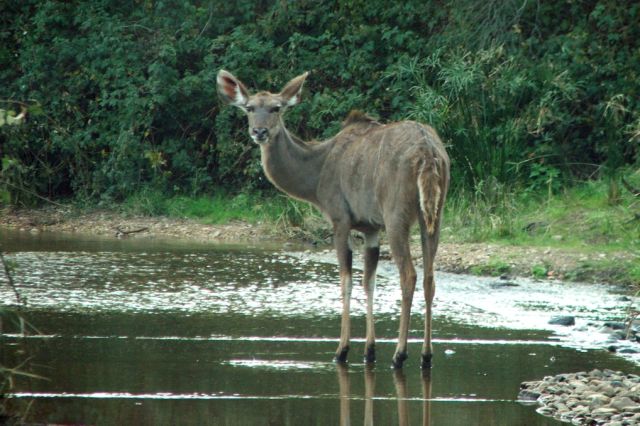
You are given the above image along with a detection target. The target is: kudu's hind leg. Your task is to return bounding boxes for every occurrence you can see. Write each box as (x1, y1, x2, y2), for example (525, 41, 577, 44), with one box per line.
(419, 215, 439, 369)
(334, 223, 353, 363)
(362, 232, 380, 363)
(388, 226, 417, 369)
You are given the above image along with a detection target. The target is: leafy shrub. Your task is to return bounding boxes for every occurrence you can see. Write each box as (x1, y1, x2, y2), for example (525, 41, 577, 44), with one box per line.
(1, 0, 638, 205)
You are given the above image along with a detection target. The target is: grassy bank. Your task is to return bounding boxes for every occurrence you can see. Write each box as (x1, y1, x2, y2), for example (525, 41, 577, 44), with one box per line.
(119, 189, 330, 241)
(441, 179, 640, 285)
(114, 179, 639, 286)
(443, 180, 639, 250)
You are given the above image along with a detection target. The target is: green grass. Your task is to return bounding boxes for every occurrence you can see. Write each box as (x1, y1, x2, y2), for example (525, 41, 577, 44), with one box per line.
(121, 178, 640, 252)
(120, 188, 328, 240)
(442, 178, 640, 254)
(123, 189, 275, 223)
(470, 259, 512, 277)
(441, 177, 639, 285)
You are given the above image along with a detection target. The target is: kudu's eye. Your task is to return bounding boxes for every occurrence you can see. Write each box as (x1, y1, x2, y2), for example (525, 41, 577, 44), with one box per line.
(246, 105, 255, 113)
(270, 106, 281, 113)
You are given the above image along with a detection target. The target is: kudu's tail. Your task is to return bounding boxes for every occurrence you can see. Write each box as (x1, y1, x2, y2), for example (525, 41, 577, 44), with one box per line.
(417, 156, 442, 235)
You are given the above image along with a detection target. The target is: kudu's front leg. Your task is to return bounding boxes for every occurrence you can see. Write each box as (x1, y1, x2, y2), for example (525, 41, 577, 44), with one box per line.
(362, 232, 380, 363)
(334, 223, 353, 363)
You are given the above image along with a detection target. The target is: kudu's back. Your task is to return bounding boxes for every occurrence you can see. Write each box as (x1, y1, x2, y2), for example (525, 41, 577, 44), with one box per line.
(316, 112, 450, 234)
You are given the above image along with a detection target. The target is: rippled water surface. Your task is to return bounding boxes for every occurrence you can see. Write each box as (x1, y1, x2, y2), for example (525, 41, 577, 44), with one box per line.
(1, 228, 639, 425)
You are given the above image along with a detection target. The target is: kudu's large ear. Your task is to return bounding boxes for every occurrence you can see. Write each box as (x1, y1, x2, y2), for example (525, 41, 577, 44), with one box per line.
(279, 72, 309, 107)
(217, 70, 250, 107)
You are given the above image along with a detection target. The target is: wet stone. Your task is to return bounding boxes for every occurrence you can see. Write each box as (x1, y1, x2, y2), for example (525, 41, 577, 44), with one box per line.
(518, 389, 541, 401)
(610, 397, 637, 412)
(549, 315, 576, 326)
(519, 369, 640, 425)
(588, 394, 611, 408)
(604, 322, 627, 330)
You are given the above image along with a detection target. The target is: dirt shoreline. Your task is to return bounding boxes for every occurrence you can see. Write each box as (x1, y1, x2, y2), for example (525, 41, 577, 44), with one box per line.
(1, 206, 636, 286)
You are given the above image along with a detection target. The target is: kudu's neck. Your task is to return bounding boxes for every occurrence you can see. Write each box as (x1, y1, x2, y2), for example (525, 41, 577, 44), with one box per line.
(259, 120, 329, 205)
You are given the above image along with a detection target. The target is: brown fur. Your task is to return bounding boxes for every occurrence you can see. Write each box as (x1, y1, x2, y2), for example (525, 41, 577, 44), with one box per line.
(341, 110, 380, 128)
(218, 70, 450, 368)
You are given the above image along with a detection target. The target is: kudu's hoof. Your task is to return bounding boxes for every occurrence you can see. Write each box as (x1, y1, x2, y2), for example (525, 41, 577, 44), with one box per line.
(421, 353, 433, 369)
(391, 351, 408, 369)
(364, 345, 376, 364)
(334, 346, 349, 363)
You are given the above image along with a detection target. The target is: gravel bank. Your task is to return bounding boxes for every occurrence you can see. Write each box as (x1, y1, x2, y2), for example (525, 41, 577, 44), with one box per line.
(519, 369, 640, 425)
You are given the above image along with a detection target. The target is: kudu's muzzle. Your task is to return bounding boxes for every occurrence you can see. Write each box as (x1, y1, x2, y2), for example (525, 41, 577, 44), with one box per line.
(251, 127, 269, 144)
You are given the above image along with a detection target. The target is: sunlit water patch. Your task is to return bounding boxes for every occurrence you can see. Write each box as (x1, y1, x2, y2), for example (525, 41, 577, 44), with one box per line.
(0, 250, 352, 316)
(1, 242, 638, 364)
(289, 251, 640, 364)
(2, 231, 639, 425)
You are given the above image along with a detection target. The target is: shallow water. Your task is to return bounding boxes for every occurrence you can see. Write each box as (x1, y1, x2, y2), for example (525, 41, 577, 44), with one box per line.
(1, 228, 639, 425)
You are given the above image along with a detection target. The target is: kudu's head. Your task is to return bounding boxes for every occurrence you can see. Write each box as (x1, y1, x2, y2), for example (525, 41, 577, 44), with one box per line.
(217, 70, 309, 145)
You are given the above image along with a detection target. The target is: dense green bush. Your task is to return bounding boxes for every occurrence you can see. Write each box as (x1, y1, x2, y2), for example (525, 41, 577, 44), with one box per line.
(1, 0, 638, 204)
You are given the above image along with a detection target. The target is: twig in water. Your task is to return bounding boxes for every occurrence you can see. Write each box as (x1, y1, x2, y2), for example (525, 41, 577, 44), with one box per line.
(115, 226, 149, 238)
(0, 247, 23, 305)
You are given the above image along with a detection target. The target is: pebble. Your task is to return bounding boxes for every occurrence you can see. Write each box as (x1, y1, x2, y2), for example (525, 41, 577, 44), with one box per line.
(549, 315, 576, 326)
(519, 369, 640, 425)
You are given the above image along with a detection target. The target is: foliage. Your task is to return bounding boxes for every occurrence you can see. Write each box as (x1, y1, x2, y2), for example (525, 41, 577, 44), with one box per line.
(443, 175, 640, 251)
(531, 264, 549, 280)
(121, 188, 315, 224)
(0, 0, 639, 205)
(470, 259, 512, 277)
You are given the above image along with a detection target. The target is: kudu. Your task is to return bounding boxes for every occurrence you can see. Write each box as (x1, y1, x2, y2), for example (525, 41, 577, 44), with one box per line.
(217, 70, 449, 369)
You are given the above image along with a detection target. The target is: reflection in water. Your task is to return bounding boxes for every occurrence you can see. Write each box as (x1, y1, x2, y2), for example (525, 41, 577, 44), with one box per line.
(365, 366, 374, 426)
(1, 230, 639, 425)
(394, 370, 410, 425)
(337, 364, 432, 426)
(422, 370, 432, 426)
(337, 364, 349, 426)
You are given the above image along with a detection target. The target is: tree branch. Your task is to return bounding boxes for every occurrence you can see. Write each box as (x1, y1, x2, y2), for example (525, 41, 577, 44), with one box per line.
(0, 247, 23, 306)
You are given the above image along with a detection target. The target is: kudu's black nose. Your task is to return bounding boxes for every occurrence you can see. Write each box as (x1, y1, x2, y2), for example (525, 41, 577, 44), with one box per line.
(252, 127, 269, 140)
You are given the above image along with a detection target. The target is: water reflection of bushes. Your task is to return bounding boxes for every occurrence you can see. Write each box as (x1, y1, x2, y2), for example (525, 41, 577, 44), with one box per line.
(1, 250, 46, 424)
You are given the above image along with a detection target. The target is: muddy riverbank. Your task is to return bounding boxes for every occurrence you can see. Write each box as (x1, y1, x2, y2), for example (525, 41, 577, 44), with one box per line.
(1, 205, 637, 286)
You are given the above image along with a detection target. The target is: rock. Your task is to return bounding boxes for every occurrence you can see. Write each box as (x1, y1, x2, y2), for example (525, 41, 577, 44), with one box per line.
(490, 281, 519, 288)
(604, 321, 627, 330)
(610, 396, 638, 411)
(591, 407, 618, 416)
(519, 369, 640, 424)
(587, 393, 611, 408)
(571, 416, 586, 425)
(618, 347, 639, 354)
(549, 315, 576, 326)
(536, 406, 555, 416)
(596, 385, 617, 398)
(611, 330, 628, 340)
(518, 389, 541, 401)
